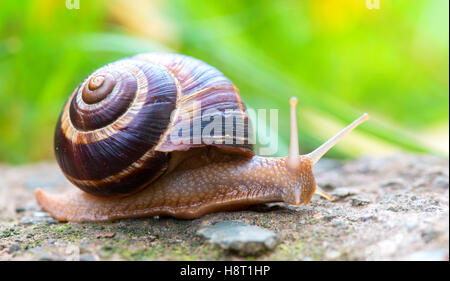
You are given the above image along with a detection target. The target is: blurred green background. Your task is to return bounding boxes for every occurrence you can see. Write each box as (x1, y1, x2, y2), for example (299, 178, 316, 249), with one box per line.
(0, 0, 448, 164)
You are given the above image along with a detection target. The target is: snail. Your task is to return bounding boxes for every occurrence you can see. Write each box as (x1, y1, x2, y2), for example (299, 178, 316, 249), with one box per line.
(35, 53, 369, 222)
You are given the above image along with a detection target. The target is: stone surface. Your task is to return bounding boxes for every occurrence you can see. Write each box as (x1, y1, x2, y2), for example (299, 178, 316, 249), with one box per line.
(0, 155, 448, 261)
(197, 221, 279, 256)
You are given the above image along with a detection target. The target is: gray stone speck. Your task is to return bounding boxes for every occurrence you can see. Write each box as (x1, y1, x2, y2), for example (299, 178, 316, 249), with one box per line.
(387, 206, 399, 212)
(33, 211, 51, 218)
(38, 253, 60, 261)
(80, 253, 97, 261)
(433, 176, 449, 189)
(332, 187, 359, 199)
(20, 217, 58, 225)
(15, 207, 26, 213)
(331, 221, 348, 230)
(424, 206, 439, 212)
(197, 221, 279, 256)
(322, 215, 337, 222)
(20, 218, 34, 225)
(422, 229, 440, 244)
(427, 167, 446, 177)
(359, 215, 377, 222)
(351, 197, 371, 207)
(413, 179, 427, 188)
(380, 178, 407, 189)
(9, 243, 21, 253)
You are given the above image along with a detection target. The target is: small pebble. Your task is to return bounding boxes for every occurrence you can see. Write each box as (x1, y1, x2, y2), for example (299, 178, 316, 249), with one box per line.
(15, 207, 26, 213)
(331, 221, 348, 230)
(20, 217, 57, 225)
(8, 243, 21, 253)
(96, 232, 116, 239)
(359, 215, 377, 222)
(433, 176, 449, 189)
(147, 234, 158, 242)
(80, 253, 97, 261)
(33, 211, 51, 218)
(413, 179, 427, 188)
(20, 218, 34, 225)
(424, 206, 439, 212)
(426, 168, 445, 177)
(351, 197, 371, 207)
(331, 187, 359, 199)
(322, 215, 337, 222)
(422, 229, 440, 243)
(197, 221, 279, 256)
(39, 253, 60, 261)
(387, 206, 399, 212)
(380, 178, 407, 189)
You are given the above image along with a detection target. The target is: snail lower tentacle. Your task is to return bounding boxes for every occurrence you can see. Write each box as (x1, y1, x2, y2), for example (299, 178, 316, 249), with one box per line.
(35, 153, 316, 222)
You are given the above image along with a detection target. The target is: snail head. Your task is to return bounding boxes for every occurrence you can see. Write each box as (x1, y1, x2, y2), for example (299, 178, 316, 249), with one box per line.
(283, 97, 369, 206)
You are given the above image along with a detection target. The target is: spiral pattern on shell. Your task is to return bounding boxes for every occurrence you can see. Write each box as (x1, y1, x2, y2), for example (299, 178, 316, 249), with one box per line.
(55, 53, 253, 197)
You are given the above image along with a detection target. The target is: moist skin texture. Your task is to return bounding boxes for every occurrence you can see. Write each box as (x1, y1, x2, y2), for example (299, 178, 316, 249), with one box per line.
(35, 150, 316, 222)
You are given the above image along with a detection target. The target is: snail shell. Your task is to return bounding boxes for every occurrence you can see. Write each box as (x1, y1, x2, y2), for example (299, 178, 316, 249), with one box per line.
(55, 53, 253, 197)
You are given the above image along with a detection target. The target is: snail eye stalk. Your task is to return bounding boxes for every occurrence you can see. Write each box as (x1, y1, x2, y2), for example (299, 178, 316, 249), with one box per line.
(287, 97, 300, 171)
(306, 113, 370, 165)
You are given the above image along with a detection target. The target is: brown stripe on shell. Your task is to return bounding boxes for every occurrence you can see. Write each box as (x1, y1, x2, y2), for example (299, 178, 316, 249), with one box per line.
(135, 53, 232, 95)
(61, 150, 170, 197)
(135, 53, 254, 156)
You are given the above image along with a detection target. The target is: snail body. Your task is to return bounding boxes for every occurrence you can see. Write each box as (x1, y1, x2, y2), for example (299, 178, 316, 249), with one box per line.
(35, 53, 369, 222)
